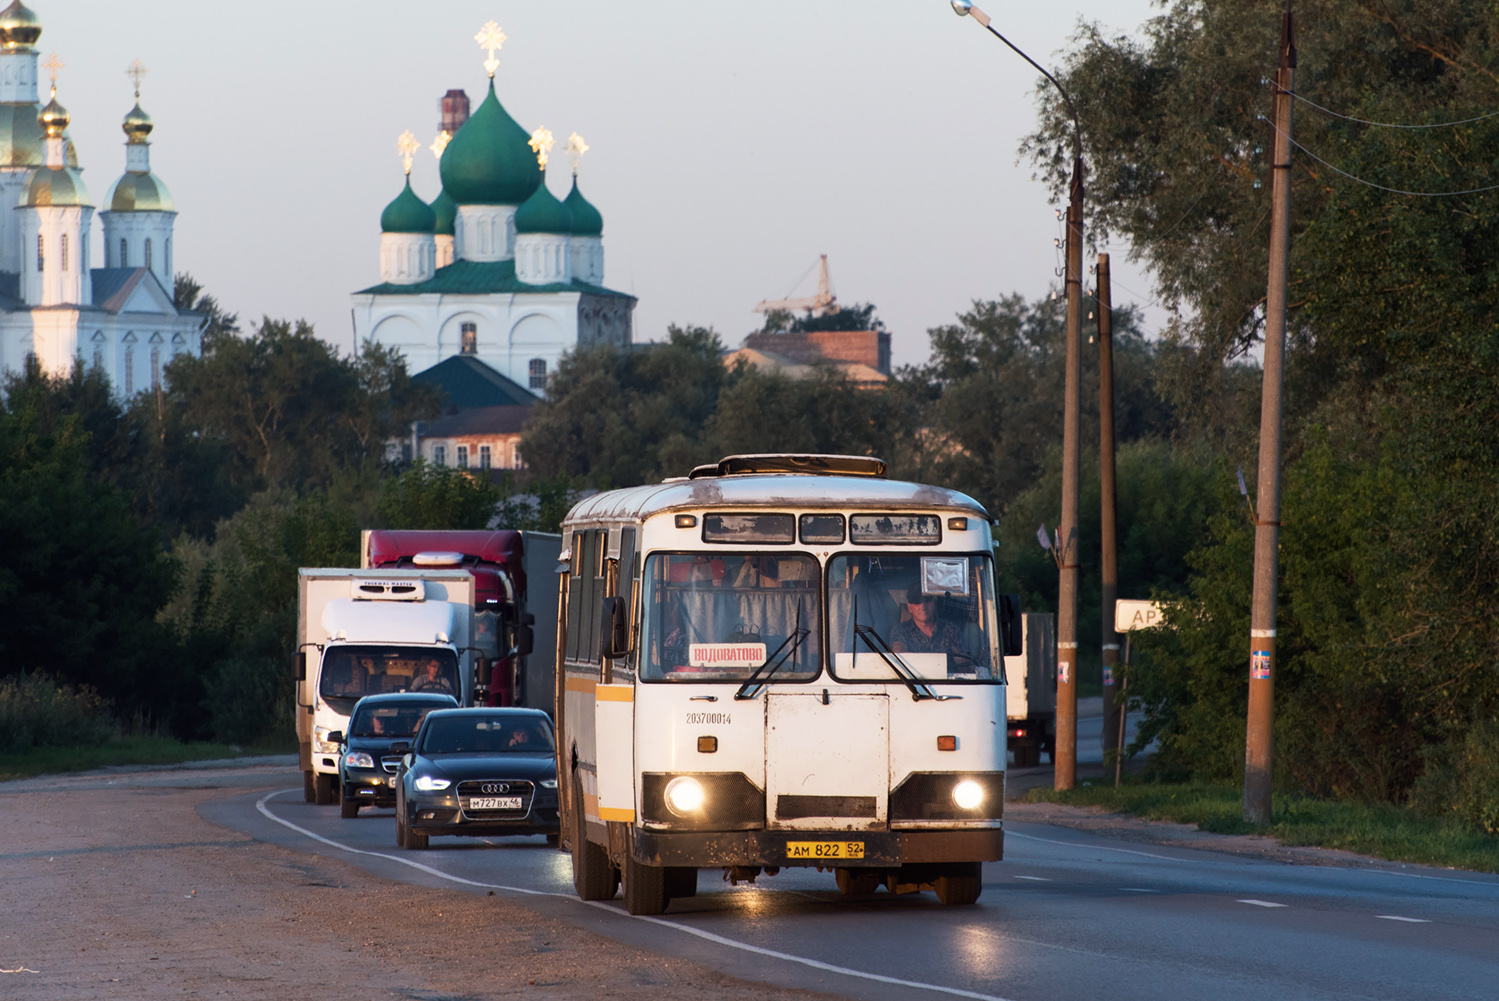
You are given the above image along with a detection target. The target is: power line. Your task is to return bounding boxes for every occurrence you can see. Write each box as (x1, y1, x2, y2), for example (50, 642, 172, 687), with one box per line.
(1289, 91, 1499, 130)
(1262, 117, 1499, 197)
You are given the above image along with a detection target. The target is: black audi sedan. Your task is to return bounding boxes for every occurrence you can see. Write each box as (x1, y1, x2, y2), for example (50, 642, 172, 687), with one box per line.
(394, 707, 559, 849)
(336, 692, 459, 817)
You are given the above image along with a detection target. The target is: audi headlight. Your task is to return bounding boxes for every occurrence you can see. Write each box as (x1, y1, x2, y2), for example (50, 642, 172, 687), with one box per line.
(539, 779, 558, 789)
(413, 775, 451, 792)
(664, 776, 706, 816)
(344, 751, 374, 769)
(314, 726, 339, 754)
(952, 779, 985, 810)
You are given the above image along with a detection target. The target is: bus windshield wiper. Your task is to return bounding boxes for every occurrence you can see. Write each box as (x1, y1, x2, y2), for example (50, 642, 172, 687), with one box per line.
(850, 597, 944, 702)
(734, 601, 808, 701)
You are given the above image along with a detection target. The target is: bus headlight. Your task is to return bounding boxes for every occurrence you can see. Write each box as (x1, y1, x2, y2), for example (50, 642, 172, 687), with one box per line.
(664, 776, 706, 816)
(952, 779, 985, 810)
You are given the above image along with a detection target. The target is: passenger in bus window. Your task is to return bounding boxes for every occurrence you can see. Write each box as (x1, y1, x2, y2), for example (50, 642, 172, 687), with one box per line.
(892, 587, 985, 673)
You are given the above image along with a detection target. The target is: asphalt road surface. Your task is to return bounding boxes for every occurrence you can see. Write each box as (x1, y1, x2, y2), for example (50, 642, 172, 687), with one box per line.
(208, 774, 1499, 1001)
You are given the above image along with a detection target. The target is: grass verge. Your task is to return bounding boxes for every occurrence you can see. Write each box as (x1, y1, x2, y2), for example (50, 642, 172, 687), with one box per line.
(0, 734, 295, 783)
(1025, 780, 1499, 873)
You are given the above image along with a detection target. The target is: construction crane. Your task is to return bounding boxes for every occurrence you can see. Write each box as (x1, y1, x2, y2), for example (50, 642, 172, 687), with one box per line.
(753, 254, 840, 317)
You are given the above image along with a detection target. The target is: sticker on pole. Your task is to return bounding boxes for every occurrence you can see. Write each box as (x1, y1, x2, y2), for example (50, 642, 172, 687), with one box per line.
(1251, 650, 1271, 680)
(1058, 660, 1071, 685)
(689, 643, 767, 668)
(1102, 665, 1113, 686)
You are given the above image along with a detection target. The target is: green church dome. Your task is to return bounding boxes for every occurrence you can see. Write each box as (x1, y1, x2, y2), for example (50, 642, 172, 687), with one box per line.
(22, 165, 90, 208)
(513, 169, 570, 234)
(437, 80, 539, 206)
(381, 176, 436, 234)
(564, 176, 603, 236)
(430, 187, 457, 236)
(106, 171, 174, 212)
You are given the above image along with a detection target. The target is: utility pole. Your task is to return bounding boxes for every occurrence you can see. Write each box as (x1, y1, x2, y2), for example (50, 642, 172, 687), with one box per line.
(947, 0, 1082, 788)
(1245, 5, 1296, 825)
(1097, 253, 1122, 766)
(1054, 156, 1083, 791)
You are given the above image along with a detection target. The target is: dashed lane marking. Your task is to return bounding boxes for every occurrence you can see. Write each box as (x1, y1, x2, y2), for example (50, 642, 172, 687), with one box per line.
(255, 790, 1019, 1001)
(1237, 899, 1288, 908)
(1012, 875, 1052, 881)
(1376, 915, 1432, 923)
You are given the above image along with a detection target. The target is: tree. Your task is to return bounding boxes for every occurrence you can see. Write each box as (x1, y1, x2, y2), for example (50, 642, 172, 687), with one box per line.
(521, 326, 731, 486)
(374, 461, 502, 530)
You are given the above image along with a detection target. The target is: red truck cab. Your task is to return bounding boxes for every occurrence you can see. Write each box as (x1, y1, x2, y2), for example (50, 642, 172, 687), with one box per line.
(363, 530, 533, 706)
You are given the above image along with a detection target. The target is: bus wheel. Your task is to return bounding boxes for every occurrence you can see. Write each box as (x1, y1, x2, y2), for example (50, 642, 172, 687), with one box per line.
(571, 779, 619, 901)
(303, 770, 316, 803)
(934, 863, 983, 906)
(314, 773, 335, 806)
(835, 868, 880, 898)
(623, 845, 669, 916)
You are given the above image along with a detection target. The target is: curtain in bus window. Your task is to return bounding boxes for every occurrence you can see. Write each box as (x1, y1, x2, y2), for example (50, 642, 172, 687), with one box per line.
(638, 553, 821, 682)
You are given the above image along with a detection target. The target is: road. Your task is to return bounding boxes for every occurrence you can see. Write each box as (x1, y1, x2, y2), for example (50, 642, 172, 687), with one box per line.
(208, 770, 1499, 1001)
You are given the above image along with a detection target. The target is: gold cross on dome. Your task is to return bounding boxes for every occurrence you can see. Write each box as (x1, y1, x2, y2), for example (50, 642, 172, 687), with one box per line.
(396, 130, 421, 175)
(430, 130, 451, 160)
(566, 132, 589, 175)
(42, 51, 63, 86)
(475, 21, 506, 78)
(528, 127, 554, 169)
(126, 59, 148, 98)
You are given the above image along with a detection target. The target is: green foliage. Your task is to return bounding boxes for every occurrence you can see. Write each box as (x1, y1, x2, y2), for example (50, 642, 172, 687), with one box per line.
(895, 294, 1174, 515)
(1025, 779, 1499, 872)
(375, 460, 503, 530)
(0, 673, 116, 753)
(708, 364, 912, 463)
(790, 302, 883, 333)
(1409, 719, 1499, 834)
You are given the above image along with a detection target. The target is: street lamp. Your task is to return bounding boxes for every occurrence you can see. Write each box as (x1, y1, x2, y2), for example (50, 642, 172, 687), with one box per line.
(951, 0, 1085, 790)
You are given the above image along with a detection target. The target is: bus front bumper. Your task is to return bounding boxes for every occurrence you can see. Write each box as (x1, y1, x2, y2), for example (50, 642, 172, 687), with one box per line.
(632, 826, 1002, 868)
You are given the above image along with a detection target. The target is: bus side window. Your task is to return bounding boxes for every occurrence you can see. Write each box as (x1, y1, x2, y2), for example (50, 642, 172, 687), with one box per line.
(566, 532, 585, 661)
(587, 529, 607, 665)
(579, 530, 600, 665)
(617, 527, 636, 641)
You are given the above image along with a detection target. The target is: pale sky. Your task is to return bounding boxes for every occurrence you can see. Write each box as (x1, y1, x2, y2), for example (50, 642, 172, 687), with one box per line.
(46, 0, 1166, 370)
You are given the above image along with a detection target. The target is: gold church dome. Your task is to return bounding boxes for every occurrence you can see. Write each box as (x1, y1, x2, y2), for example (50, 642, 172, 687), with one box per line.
(0, 1, 42, 51)
(122, 102, 153, 143)
(38, 90, 67, 137)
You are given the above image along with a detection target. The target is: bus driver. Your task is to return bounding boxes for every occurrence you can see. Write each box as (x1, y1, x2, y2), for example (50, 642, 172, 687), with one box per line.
(891, 587, 984, 673)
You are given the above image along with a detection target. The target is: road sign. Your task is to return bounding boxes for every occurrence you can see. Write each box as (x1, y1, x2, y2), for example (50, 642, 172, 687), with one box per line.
(1115, 599, 1165, 633)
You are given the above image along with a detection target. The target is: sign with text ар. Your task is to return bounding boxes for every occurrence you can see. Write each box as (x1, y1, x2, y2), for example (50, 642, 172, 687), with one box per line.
(1115, 600, 1165, 633)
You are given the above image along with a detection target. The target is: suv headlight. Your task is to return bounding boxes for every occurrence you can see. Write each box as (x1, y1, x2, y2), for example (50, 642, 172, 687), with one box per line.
(344, 751, 374, 769)
(414, 775, 451, 792)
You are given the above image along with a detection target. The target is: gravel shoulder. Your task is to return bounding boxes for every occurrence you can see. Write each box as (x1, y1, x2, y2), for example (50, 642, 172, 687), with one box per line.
(0, 762, 836, 1001)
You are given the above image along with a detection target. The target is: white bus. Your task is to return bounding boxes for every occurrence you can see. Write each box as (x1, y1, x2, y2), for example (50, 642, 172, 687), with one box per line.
(556, 454, 1022, 914)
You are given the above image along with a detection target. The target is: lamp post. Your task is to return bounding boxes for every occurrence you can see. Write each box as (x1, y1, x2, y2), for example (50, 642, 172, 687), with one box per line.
(951, 0, 1084, 789)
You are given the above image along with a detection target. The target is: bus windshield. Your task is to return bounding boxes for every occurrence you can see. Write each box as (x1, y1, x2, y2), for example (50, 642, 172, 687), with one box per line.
(638, 553, 822, 683)
(827, 553, 1000, 683)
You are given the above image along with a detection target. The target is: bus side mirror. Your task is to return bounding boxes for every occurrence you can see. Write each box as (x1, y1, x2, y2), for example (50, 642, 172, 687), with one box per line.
(998, 594, 1023, 658)
(600, 597, 629, 658)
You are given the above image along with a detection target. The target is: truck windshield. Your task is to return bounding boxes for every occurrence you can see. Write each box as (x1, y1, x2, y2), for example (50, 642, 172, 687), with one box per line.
(320, 647, 460, 703)
(827, 553, 1001, 683)
(638, 552, 821, 683)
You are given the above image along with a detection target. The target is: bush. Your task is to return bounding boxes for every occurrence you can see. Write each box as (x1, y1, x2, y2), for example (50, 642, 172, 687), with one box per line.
(0, 673, 117, 753)
(1409, 719, 1499, 835)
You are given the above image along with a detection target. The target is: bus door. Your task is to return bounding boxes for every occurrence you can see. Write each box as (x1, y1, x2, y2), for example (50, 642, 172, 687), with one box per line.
(765, 692, 889, 831)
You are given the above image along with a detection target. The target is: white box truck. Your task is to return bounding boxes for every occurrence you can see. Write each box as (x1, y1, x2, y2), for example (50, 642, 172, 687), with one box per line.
(296, 568, 476, 804)
(1002, 613, 1056, 767)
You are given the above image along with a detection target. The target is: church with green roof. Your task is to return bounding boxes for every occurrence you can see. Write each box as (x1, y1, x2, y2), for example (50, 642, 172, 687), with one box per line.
(351, 27, 634, 396)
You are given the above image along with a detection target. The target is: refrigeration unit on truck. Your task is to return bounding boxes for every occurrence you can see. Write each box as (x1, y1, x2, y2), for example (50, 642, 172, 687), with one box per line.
(1002, 613, 1056, 767)
(361, 530, 562, 710)
(296, 568, 476, 805)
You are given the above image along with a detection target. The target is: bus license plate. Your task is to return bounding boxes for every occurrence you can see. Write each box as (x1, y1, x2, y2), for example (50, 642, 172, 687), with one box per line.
(466, 796, 522, 810)
(787, 841, 864, 860)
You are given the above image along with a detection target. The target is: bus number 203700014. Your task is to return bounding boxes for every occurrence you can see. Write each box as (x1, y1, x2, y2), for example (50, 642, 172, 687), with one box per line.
(786, 841, 865, 860)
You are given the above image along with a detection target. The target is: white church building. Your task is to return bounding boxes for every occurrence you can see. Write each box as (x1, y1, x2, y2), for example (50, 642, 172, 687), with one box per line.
(351, 26, 634, 395)
(0, 1, 202, 395)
